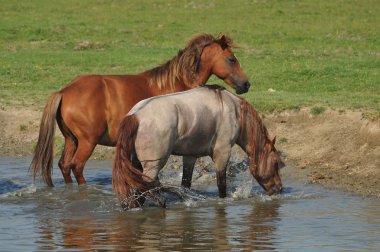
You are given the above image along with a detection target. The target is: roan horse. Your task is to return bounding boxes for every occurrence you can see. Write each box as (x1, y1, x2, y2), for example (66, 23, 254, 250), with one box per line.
(30, 33, 251, 187)
(113, 85, 282, 209)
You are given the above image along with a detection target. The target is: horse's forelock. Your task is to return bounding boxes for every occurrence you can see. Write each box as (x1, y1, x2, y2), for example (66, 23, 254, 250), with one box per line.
(149, 33, 229, 90)
(214, 33, 235, 49)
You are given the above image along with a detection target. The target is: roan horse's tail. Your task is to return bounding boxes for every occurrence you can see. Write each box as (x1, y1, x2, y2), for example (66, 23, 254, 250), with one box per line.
(113, 114, 158, 207)
(29, 92, 62, 187)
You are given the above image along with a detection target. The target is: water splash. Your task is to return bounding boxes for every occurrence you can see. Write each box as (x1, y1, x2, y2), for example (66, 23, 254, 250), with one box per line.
(0, 184, 37, 199)
(183, 199, 200, 207)
(231, 183, 253, 199)
(119, 184, 208, 210)
(0, 179, 24, 194)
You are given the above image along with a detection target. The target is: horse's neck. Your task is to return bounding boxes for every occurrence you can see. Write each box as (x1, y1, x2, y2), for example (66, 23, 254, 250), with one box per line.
(191, 67, 211, 87)
(141, 64, 211, 94)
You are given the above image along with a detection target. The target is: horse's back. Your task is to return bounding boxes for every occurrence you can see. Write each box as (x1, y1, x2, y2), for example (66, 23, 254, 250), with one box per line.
(131, 87, 240, 158)
(58, 74, 151, 145)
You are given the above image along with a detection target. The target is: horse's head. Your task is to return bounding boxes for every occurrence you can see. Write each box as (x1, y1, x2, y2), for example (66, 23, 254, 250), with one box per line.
(201, 33, 251, 94)
(252, 137, 283, 195)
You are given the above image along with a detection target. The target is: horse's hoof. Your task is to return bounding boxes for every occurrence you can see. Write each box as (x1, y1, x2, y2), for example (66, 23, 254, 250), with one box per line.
(121, 203, 129, 211)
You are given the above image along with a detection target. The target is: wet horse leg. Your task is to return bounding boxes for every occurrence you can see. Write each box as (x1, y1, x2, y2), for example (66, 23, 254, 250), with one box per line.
(58, 136, 77, 184)
(69, 139, 96, 185)
(135, 157, 168, 207)
(181, 156, 197, 188)
(213, 148, 231, 198)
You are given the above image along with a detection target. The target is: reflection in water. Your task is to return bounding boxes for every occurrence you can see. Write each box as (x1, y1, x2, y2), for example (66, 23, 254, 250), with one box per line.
(1, 158, 380, 251)
(241, 200, 280, 251)
(33, 194, 281, 251)
(212, 207, 230, 251)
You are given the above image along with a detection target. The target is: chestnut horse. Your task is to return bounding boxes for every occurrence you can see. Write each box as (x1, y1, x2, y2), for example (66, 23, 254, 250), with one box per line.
(30, 33, 251, 187)
(113, 85, 282, 209)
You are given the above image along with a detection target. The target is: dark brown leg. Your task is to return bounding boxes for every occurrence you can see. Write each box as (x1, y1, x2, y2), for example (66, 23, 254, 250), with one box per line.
(131, 152, 143, 171)
(182, 156, 197, 188)
(216, 170, 227, 198)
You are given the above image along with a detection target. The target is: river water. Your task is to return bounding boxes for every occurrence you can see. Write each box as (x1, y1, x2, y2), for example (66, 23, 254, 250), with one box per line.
(0, 156, 379, 251)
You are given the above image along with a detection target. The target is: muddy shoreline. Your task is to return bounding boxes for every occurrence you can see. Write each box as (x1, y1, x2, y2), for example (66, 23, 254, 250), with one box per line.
(1, 106, 379, 197)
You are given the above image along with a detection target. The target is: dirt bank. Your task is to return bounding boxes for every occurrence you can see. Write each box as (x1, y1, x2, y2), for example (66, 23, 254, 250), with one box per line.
(1, 105, 379, 197)
(265, 108, 380, 197)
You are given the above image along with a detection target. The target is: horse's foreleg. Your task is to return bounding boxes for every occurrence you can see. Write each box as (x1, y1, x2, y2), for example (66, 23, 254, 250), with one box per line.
(182, 156, 197, 188)
(70, 140, 96, 185)
(58, 136, 76, 184)
(213, 148, 231, 198)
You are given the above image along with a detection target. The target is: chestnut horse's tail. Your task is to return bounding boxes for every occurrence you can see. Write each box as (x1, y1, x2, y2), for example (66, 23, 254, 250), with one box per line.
(113, 114, 157, 204)
(29, 92, 62, 187)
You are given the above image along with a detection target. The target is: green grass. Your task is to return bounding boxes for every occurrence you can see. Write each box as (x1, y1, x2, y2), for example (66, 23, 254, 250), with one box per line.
(1, 0, 379, 114)
(310, 106, 326, 116)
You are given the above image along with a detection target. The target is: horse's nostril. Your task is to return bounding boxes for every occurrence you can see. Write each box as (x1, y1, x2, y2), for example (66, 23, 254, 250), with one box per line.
(235, 81, 251, 94)
(244, 81, 251, 90)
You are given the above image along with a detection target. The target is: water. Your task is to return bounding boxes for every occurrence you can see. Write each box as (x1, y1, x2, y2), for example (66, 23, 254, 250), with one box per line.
(0, 157, 379, 251)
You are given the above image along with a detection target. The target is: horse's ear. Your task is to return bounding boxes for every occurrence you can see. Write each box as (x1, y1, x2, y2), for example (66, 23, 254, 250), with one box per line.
(216, 33, 228, 50)
(216, 32, 224, 40)
(272, 136, 276, 146)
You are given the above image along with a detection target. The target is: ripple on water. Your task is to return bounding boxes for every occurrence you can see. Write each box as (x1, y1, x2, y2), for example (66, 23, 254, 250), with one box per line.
(1, 158, 380, 251)
(0, 179, 25, 194)
(0, 180, 37, 199)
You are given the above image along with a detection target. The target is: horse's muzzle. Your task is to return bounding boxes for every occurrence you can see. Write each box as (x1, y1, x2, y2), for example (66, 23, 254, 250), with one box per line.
(267, 185, 282, 196)
(235, 81, 251, 94)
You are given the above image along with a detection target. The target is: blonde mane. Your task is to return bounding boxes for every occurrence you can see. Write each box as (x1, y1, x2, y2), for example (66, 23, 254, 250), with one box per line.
(148, 33, 234, 90)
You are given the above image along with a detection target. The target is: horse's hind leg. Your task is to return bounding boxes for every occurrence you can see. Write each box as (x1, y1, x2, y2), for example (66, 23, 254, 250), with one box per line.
(69, 139, 96, 185)
(182, 156, 197, 188)
(58, 136, 77, 184)
(141, 157, 168, 183)
(136, 157, 168, 207)
(131, 152, 143, 171)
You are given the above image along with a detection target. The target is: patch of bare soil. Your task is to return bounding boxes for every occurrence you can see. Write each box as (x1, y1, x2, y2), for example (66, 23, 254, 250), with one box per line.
(264, 108, 380, 197)
(0, 105, 379, 197)
(0, 105, 115, 159)
(0, 106, 40, 156)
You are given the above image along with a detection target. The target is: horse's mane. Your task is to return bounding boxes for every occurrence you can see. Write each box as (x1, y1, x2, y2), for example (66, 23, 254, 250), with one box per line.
(148, 33, 234, 90)
(239, 98, 272, 177)
(204, 84, 226, 91)
(204, 84, 226, 106)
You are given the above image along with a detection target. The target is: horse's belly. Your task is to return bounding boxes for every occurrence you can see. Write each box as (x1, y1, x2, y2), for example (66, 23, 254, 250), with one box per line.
(172, 137, 214, 157)
(98, 135, 116, 146)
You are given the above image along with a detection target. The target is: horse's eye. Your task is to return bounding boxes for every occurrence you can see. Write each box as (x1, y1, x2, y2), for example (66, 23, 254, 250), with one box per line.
(228, 57, 237, 64)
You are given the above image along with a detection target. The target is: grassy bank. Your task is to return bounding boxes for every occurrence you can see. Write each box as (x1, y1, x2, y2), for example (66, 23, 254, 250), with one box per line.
(1, 0, 379, 114)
